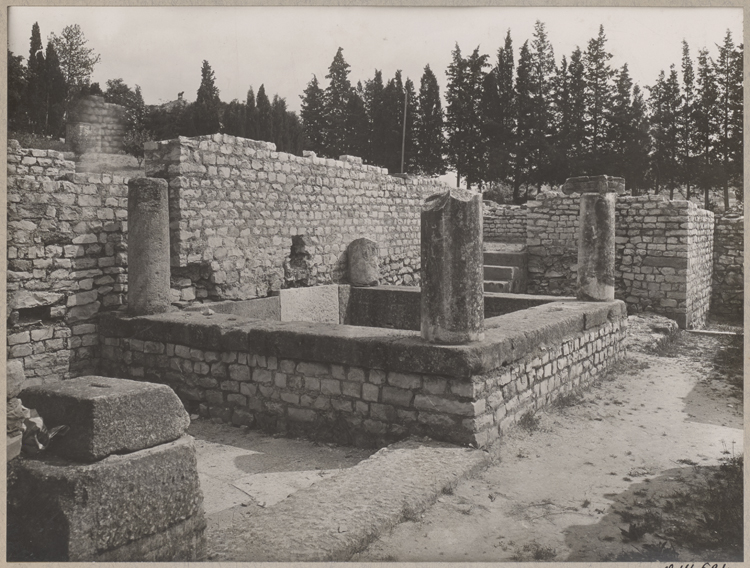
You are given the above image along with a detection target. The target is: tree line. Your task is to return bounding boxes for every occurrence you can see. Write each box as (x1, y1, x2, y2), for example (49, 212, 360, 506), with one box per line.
(8, 21, 743, 208)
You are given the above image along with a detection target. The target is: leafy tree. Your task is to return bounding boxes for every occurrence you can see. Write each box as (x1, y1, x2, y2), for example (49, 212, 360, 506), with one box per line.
(49, 24, 100, 97)
(8, 50, 27, 131)
(122, 85, 152, 165)
(678, 40, 697, 200)
(193, 60, 221, 135)
(104, 78, 134, 106)
(324, 47, 352, 157)
(43, 41, 67, 137)
(222, 99, 247, 138)
(414, 64, 445, 176)
(255, 84, 274, 142)
(25, 22, 46, 133)
(300, 75, 327, 155)
(583, 25, 614, 173)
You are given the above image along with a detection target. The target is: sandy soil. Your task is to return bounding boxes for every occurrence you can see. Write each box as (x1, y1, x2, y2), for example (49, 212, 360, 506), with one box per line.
(353, 326, 744, 562)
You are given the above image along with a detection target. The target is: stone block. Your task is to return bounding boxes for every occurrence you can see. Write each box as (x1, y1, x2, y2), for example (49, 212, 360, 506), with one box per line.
(7, 436, 205, 561)
(348, 238, 380, 286)
(19, 376, 190, 462)
(280, 285, 340, 324)
(7, 359, 26, 398)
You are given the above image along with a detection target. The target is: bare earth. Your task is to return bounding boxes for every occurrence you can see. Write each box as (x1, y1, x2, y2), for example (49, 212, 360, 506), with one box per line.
(354, 325, 744, 562)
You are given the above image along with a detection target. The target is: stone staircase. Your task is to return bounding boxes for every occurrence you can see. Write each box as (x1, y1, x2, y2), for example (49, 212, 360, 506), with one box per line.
(483, 243, 527, 293)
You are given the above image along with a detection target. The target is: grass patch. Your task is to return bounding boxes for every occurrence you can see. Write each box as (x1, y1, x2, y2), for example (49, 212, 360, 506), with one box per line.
(552, 390, 585, 409)
(511, 541, 557, 561)
(518, 410, 540, 433)
(9, 131, 70, 152)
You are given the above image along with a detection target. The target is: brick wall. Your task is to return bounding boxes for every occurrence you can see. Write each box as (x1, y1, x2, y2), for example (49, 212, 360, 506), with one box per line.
(144, 134, 449, 302)
(524, 193, 715, 328)
(711, 213, 744, 319)
(66, 95, 128, 155)
(6, 141, 130, 389)
(99, 300, 627, 449)
(483, 201, 527, 243)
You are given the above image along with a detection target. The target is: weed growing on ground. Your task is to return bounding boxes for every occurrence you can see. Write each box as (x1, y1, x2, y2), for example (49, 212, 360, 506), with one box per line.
(518, 411, 540, 433)
(511, 541, 557, 561)
(552, 390, 585, 409)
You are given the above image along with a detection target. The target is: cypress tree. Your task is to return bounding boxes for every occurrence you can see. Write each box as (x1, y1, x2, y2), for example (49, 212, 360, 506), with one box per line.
(324, 47, 352, 158)
(583, 25, 614, 173)
(625, 85, 651, 194)
(245, 87, 258, 140)
(529, 20, 556, 186)
(7, 50, 27, 131)
(194, 60, 221, 135)
(43, 41, 67, 137)
(729, 43, 743, 201)
(549, 54, 570, 183)
(414, 64, 445, 176)
(678, 40, 697, 200)
(608, 64, 633, 180)
(513, 41, 534, 202)
(255, 84, 273, 142)
(223, 99, 246, 138)
(271, 95, 290, 151)
(566, 47, 587, 176)
(694, 48, 719, 208)
(365, 70, 388, 168)
(300, 75, 327, 155)
(380, 71, 405, 174)
(26, 22, 46, 134)
(714, 30, 739, 209)
(344, 82, 370, 160)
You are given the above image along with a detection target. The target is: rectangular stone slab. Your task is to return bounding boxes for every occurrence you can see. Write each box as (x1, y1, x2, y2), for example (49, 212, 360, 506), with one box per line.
(7, 435, 205, 561)
(20, 375, 190, 462)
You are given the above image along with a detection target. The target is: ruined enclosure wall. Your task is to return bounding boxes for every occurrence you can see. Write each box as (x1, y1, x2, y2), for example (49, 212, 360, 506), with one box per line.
(711, 214, 744, 318)
(483, 201, 527, 243)
(525, 193, 715, 328)
(98, 301, 627, 449)
(145, 134, 448, 302)
(66, 95, 128, 155)
(6, 141, 129, 388)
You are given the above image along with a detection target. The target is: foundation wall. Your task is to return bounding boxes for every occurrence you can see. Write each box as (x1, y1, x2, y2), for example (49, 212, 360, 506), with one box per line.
(99, 300, 627, 449)
(483, 201, 527, 243)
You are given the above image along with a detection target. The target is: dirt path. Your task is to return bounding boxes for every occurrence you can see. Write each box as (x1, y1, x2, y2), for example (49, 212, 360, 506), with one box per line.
(354, 329, 743, 562)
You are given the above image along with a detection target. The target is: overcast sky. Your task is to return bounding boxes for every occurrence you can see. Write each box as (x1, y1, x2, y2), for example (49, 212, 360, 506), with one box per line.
(8, 6, 743, 113)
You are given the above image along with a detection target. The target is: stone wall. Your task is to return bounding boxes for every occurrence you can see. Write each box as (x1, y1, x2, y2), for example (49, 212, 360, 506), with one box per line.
(66, 95, 128, 155)
(98, 300, 627, 449)
(522, 192, 715, 328)
(144, 135, 449, 302)
(6, 141, 130, 388)
(711, 213, 744, 319)
(483, 201, 527, 243)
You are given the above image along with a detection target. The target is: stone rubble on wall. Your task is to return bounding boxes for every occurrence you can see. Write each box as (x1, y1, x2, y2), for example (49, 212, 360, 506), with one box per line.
(144, 134, 450, 303)
(711, 213, 744, 317)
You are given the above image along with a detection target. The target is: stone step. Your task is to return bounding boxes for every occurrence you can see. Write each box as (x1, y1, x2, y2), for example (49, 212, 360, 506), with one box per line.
(205, 438, 489, 562)
(483, 250, 527, 268)
(483, 265, 515, 281)
(484, 280, 513, 293)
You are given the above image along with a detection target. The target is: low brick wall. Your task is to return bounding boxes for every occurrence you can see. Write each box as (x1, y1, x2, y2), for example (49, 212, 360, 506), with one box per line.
(483, 201, 527, 243)
(99, 300, 627, 449)
(711, 213, 743, 319)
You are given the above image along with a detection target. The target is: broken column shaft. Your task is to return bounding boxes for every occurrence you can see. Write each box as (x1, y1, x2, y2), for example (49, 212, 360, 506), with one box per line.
(420, 188, 484, 344)
(563, 175, 623, 302)
(127, 177, 171, 315)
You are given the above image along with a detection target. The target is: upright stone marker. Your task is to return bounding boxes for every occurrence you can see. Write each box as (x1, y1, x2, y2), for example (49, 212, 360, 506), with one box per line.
(421, 188, 484, 344)
(562, 175, 623, 302)
(128, 177, 170, 315)
(348, 238, 380, 286)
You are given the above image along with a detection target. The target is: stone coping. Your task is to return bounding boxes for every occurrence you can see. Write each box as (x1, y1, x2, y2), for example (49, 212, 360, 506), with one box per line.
(99, 300, 626, 380)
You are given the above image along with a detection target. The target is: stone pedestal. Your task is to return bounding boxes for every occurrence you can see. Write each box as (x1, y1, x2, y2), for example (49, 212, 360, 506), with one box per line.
(8, 376, 205, 561)
(563, 176, 620, 302)
(348, 238, 380, 287)
(420, 188, 484, 344)
(128, 178, 171, 315)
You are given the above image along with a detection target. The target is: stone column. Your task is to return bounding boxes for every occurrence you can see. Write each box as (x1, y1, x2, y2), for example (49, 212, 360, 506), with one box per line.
(127, 178, 171, 315)
(420, 188, 484, 344)
(562, 176, 623, 302)
(348, 238, 379, 286)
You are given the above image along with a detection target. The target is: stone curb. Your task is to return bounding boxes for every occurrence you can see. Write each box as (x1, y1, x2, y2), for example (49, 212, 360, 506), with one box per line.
(208, 438, 490, 561)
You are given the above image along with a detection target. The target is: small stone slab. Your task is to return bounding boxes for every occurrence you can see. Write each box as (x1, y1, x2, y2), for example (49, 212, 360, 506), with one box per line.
(562, 175, 625, 195)
(20, 376, 190, 462)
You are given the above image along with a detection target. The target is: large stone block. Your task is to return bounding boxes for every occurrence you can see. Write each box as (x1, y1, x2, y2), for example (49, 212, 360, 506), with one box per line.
(7, 436, 206, 561)
(348, 238, 380, 287)
(279, 284, 340, 324)
(19, 376, 190, 462)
